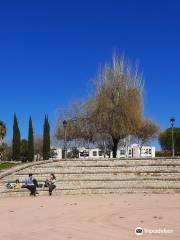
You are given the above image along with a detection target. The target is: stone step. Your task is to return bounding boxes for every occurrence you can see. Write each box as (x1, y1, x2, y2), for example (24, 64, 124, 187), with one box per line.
(1, 180, 180, 190)
(10, 171, 180, 177)
(40, 159, 180, 167)
(29, 164, 180, 170)
(2, 173, 180, 183)
(1, 187, 180, 198)
(1, 158, 180, 197)
(16, 166, 180, 174)
(43, 158, 180, 162)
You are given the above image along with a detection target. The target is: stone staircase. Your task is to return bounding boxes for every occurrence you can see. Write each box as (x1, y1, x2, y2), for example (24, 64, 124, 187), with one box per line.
(1, 158, 180, 197)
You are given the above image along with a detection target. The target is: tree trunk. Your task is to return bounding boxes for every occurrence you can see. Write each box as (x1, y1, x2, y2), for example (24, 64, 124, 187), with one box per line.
(112, 138, 119, 158)
(140, 146, 142, 158)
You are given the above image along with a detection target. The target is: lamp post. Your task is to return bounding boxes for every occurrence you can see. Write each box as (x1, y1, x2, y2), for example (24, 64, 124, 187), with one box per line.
(63, 120, 67, 159)
(170, 117, 175, 158)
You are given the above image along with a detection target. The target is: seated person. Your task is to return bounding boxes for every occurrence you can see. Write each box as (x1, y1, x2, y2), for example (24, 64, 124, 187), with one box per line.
(23, 174, 39, 196)
(44, 173, 56, 196)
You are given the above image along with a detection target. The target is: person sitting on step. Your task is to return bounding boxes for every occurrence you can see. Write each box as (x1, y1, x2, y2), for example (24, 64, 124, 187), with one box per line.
(44, 173, 56, 196)
(23, 173, 39, 196)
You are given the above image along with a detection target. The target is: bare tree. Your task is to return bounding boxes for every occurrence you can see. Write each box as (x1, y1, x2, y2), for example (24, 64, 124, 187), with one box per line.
(89, 53, 143, 157)
(55, 104, 95, 148)
(34, 135, 43, 160)
(56, 53, 158, 158)
(135, 119, 159, 156)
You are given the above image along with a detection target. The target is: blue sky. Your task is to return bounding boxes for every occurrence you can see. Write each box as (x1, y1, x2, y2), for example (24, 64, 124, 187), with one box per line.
(1, 0, 180, 148)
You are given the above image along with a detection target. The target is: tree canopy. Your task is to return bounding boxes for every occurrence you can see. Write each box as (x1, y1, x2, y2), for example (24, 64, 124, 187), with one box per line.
(28, 116, 34, 161)
(56, 53, 159, 158)
(159, 128, 180, 155)
(135, 119, 159, 146)
(43, 115, 50, 160)
(12, 114, 21, 161)
(0, 121, 6, 144)
(0, 121, 7, 160)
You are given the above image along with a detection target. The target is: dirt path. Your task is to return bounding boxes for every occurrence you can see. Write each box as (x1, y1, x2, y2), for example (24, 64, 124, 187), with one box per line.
(0, 193, 180, 240)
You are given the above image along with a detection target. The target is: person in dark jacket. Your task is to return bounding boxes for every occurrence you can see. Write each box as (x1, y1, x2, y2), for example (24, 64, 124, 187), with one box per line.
(44, 173, 56, 196)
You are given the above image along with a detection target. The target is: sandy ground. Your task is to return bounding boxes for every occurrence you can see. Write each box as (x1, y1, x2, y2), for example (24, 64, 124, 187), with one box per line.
(0, 194, 180, 240)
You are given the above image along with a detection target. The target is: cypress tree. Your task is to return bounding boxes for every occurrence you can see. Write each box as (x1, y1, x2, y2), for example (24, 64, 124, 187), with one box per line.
(28, 116, 34, 161)
(12, 113, 21, 161)
(43, 116, 46, 160)
(46, 116, 50, 157)
(43, 115, 50, 160)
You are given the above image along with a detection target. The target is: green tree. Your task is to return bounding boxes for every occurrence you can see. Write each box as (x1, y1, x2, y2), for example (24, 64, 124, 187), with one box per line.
(2, 143, 12, 161)
(28, 116, 34, 161)
(0, 121, 7, 160)
(159, 128, 180, 155)
(0, 121, 6, 144)
(12, 114, 21, 161)
(21, 139, 28, 162)
(43, 115, 50, 160)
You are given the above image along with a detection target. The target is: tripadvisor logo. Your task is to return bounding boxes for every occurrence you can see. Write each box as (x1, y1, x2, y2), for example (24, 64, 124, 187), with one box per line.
(135, 227, 143, 236)
(135, 227, 174, 236)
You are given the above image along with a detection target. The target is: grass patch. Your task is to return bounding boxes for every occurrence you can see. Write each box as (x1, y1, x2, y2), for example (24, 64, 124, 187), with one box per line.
(0, 162, 17, 170)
